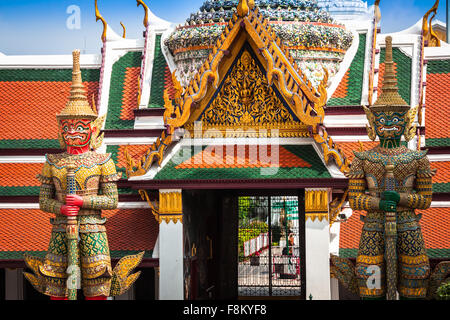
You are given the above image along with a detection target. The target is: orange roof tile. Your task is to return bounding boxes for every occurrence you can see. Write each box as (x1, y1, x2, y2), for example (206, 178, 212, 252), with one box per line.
(430, 161, 450, 184)
(331, 69, 349, 99)
(0, 163, 43, 187)
(103, 208, 159, 251)
(340, 207, 450, 250)
(0, 81, 98, 141)
(0, 208, 158, 253)
(119, 67, 140, 121)
(424, 73, 450, 140)
(176, 145, 312, 169)
(164, 65, 176, 100)
(339, 209, 364, 249)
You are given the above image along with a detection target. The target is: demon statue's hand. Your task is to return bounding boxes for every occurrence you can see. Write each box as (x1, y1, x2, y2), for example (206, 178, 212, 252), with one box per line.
(65, 194, 84, 207)
(382, 191, 400, 204)
(61, 195, 83, 216)
(379, 200, 397, 212)
(60, 205, 80, 217)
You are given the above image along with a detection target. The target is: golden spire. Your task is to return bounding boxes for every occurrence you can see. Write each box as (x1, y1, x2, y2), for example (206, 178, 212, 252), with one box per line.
(57, 50, 98, 120)
(371, 36, 409, 113)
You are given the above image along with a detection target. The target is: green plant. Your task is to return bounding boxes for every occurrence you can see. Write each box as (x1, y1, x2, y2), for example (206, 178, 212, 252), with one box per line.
(436, 281, 450, 300)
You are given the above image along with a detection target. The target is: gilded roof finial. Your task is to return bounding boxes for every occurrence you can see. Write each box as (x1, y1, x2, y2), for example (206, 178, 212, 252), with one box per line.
(371, 36, 409, 113)
(237, 0, 255, 17)
(120, 22, 126, 38)
(137, 0, 149, 28)
(422, 0, 441, 47)
(95, 0, 108, 43)
(374, 0, 381, 23)
(57, 50, 98, 120)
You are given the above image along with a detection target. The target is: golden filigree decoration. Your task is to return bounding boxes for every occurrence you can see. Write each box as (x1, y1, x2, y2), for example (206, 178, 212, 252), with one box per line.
(125, 130, 173, 177)
(329, 189, 349, 227)
(305, 189, 329, 222)
(89, 113, 106, 150)
(363, 105, 377, 141)
(162, 6, 326, 136)
(313, 129, 350, 174)
(110, 251, 145, 296)
(404, 105, 418, 142)
(95, 0, 108, 43)
(139, 189, 159, 222)
(202, 50, 294, 126)
(159, 190, 183, 224)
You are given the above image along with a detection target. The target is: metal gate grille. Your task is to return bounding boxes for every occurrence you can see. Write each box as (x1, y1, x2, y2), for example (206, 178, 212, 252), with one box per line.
(238, 196, 301, 297)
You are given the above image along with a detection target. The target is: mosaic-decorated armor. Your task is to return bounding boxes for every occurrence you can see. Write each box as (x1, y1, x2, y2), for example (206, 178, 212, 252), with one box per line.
(347, 147, 434, 299)
(35, 152, 120, 297)
(24, 50, 143, 300)
(347, 36, 433, 299)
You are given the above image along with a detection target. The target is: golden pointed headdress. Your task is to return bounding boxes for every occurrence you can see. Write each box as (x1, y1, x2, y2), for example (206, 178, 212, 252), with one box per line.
(56, 50, 98, 121)
(371, 36, 410, 113)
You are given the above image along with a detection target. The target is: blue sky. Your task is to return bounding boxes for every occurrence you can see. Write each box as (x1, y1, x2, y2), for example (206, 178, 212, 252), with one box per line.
(0, 0, 447, 55)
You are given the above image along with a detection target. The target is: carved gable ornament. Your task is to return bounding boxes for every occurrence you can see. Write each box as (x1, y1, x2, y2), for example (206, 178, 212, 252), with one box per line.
(184, 47, 308, 137)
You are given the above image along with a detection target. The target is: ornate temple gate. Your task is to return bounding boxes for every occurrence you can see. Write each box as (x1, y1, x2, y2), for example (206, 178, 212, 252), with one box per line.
(237, 194, 305, 298)
(182, 189, 306, 300)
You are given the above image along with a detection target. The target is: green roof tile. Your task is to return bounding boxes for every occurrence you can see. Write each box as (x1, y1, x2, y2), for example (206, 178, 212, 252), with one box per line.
(105, 51, 142, 130)
(0, 186, 40, 196)
(0, 68, 100, 82)
(426, 138, 450, 147)
(148, 34, 169, 108)
(328, 33, 366, 106)
(0, 139, 60, 149)
(433, 183, 450, 193)
(154, 144, 331, 180)
(427, 59, 450, 74)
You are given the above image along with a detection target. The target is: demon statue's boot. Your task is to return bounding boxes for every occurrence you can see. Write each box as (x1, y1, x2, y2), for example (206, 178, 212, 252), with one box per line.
(23, 50, 144, 300)
(331, 36, 450, 300)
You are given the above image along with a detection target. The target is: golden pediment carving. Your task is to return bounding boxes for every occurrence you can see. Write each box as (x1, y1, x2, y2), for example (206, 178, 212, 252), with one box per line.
(197, 50, 297, 129)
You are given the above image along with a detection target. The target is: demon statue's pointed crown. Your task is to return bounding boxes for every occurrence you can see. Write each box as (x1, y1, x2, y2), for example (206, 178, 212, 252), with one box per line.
(364, 36, 417, 146)
(56, 50, 105, 150)
(57, 50, 98, 120)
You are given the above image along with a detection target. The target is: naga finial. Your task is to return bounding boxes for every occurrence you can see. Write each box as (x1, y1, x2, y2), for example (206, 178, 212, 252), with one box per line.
(95, 0, 108, 43)
(136, 0, 149, 28)
(422, 0, 441, 47)
(120, 22, 126, 38)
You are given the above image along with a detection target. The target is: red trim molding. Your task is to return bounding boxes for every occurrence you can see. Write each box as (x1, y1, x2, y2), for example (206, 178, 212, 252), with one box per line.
(133, 108, 165, 117)
(129, 178, 349, 190)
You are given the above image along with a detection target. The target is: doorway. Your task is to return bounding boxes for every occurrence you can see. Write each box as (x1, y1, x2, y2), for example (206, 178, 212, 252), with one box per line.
(237, 194, 305, 298)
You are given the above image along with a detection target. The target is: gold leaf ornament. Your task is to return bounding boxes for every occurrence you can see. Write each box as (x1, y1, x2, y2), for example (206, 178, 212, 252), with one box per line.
(363, 106, 377, 141)
(404, 105, 418, 142)
(90, 114, 106, 150)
